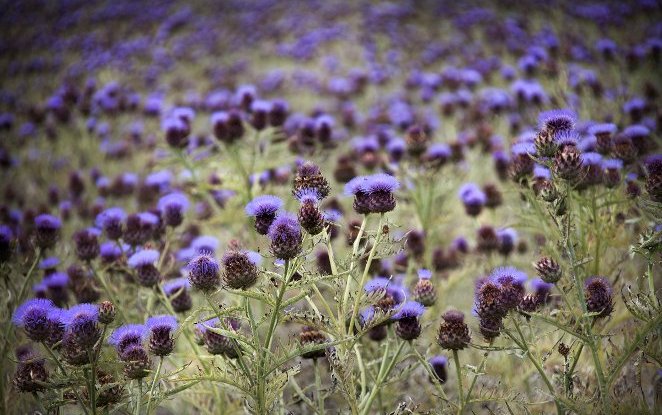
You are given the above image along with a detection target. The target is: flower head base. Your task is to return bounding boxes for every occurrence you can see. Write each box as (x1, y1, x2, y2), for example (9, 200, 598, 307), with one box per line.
(163, 278, 193, 312)
(95, 207, 126, 240)
(393, 300, 425, 340)
(297, 191, 325, 235)
(188, 253, 221, 292)
(245, 195, 283, 235)
(268, 212, 303, 260)
(146, 315, 178, 356)
(534, 257, 561, 283)
(73, 228, 100, 261)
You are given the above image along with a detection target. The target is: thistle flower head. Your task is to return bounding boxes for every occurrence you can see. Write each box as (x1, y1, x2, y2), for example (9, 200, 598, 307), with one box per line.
(62, 303, 100, 347)
(108, 324, 148, 353)
(244, 195, 283, 217)
(39, 256, 60, 271)
(12, 298, 54, 341)
(187, 253, 221, 292)
(127, 249, 160, 269)
(538, 109, 577, 132)
(417, 269, 432, 280)
(294, 188, 321, 204)
(95, 207, 126, 230)
(163, 278, 191, 296)
(392, 301, 425, 320)
(268, 212, 302, 260)
(584, 276, 613, 318)
(146, 315, 178, 333)
(191, 236, 219, 254)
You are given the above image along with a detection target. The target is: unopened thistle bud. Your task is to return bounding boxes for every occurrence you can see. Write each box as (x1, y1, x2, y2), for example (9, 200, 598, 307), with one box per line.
(437, 310, 471, 350)
(413, 269, 436, 306)
(584, 276, 613, 318)
(98, 301, 116, 325)
(534, 257, 562, 283)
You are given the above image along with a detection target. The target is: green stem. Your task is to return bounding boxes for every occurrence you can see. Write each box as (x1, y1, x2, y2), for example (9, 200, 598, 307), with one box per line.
(506, 320, 561, 415)
(348, 214, 384, 334)
(135, 380, 142, 415)
(88, 350, 97, 414)
(146, 356, 164, 415)
(42, 343, 90, 415)
(465, 348, 490, 406)
(453, 350, 464, 414)
(313, 359, 325, 415)
(341, 216, 367, 325)
(360, 340, 405, 415)
(258, 259, 292, 413)
(647, 257, 656, 302)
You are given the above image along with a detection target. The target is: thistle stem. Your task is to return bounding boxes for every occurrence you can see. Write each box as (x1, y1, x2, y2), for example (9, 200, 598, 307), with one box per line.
(341, 216, 367, 324)
(146, 356, 164, 415)
(452, 350, 464, 414)
(42, 343, 90, 415)
(359, 340, 405, 415)
(313, 359, 325, 415)
(348, 214, 384, 334)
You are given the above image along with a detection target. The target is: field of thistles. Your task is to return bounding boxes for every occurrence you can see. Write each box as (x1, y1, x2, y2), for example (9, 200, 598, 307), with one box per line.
(1, 1, 661, 414)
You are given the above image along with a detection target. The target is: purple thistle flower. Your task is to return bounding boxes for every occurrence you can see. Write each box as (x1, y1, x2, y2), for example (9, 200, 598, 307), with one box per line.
(100, 242, 123, 263)
(417, 269, 432, 280)
(187, 253, 221, 292)
(554, 130, 580, 148)
(163, 278, 191, 296)
(62, 303, 100, 348)
(245, 195, 283, 235)
(39, 257, 60, 272)
(267, 212, 302, 260)
(34, 214, 61, 249)
(43, 272, 69, 289)
(158, 193, 190, 227)
(429, 355, 448, 383)
(458, 183, 486, 216)
(294, 188, 321, 204)
(392, 301, 426, 320)
(128, 249, 160, 269)
(12, 299, 54, 342)
(538, 109, 577, 132)
(146, 315, 178, 332)
(108, 324, 148, 354)
(145, 315, 178, 356)
(191, 236, 219, 254)
(95, 207, 126, 240)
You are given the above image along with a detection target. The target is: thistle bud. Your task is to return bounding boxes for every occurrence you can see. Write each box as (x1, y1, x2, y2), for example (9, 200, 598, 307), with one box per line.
(98, 301, 116, 325)
(534, 257, 561, 283)
(437, 310, 471, 350)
